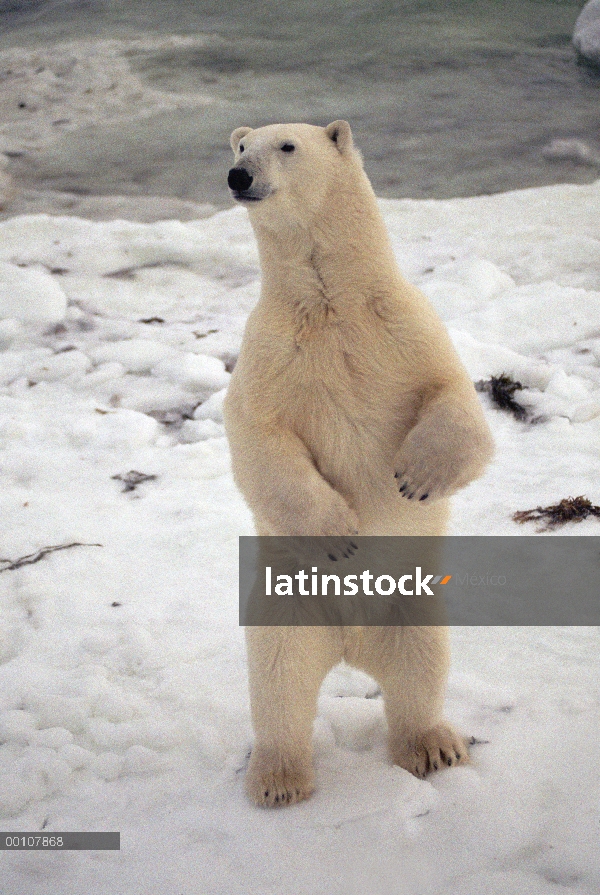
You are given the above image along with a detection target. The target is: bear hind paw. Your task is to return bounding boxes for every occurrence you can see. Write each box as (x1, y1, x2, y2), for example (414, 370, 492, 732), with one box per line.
(245, 746, 315, 808)
(391, 724, 469, 779)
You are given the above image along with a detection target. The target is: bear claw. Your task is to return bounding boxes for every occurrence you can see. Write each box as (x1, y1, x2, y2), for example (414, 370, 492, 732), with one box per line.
(391, 724, 469, 779)
(246, 747, 315, 807)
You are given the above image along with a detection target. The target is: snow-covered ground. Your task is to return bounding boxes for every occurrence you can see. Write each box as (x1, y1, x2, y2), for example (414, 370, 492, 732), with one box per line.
(0, 182, 599, 894)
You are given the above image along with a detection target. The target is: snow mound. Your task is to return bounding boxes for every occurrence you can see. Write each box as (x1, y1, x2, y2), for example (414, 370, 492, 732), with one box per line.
(574, 0, 600, 67)
(0, 261, 67, 324)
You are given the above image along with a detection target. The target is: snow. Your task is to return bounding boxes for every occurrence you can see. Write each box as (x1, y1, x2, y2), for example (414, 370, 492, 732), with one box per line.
(0, 261, 67, 325)
(574, 0, 600, 68)
(0, 181, 599, 894)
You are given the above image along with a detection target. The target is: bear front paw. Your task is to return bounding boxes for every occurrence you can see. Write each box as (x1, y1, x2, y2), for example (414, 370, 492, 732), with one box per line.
(317, 498, 359, 539)
(245, 745, 315, 808)
(321, 535, 359, 562)
(390, 724, 469, 779)
(394, 470, 433, 502)
(393, 465, 446, 503)
(287, 534, 359, 567)
(393, 454, 455, 503)
(392, 402, 494, 503)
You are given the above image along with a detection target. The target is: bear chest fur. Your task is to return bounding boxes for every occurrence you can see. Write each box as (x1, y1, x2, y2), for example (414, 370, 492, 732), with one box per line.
(233, 298, 424, 503)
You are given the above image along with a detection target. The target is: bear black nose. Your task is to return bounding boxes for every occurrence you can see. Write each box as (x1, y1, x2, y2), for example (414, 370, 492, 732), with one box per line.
(228, 167, 253, 192)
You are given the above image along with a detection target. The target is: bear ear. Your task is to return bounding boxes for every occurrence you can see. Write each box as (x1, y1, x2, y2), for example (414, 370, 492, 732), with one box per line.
(230, 126, 253, 152)
(325, 120, 353, 154)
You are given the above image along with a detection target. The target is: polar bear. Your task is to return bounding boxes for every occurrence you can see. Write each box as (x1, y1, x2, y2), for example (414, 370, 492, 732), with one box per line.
(224, 121, 493, 807)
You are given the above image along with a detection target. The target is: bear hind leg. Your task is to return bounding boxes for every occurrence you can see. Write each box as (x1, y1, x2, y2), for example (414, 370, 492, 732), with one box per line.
(245, 626, 342, 807)
(352, 626, 468, 779)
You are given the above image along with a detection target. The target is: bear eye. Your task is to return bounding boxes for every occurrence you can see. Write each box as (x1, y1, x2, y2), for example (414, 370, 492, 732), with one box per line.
(239, 143, 245, 152)
(280, 143, 295, 153)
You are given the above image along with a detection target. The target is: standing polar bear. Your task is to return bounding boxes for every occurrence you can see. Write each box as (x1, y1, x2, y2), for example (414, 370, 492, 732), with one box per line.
(224, 121, 493, 807)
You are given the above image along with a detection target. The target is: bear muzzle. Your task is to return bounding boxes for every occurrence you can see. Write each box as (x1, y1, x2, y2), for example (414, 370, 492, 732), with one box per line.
(228, 167, 253, 192)
(228, 167, 269, 202)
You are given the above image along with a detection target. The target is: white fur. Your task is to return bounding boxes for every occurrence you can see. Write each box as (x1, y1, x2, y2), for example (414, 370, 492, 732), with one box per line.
(224, 121, 494, 807)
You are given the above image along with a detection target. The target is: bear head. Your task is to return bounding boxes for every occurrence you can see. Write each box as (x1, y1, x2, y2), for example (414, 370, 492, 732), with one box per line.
(227, 121, 364, 228)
